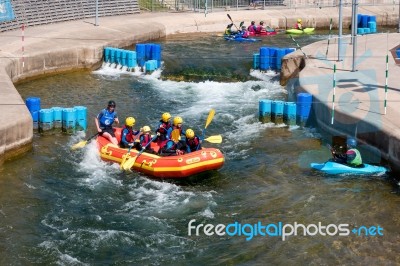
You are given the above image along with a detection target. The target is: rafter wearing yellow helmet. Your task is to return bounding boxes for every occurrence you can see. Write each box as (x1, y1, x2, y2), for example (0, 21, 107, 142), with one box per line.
(120, 116, 140, 149)
(156, 112, 173, 142)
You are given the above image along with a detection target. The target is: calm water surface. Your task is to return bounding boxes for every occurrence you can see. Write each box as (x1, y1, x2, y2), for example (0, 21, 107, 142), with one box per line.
(1, 32, 399, 265)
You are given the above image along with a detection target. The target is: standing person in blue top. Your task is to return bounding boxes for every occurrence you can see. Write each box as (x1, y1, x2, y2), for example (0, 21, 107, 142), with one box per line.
(120, 117, 141, 149)
(185, 129, 202, 153)
(95, 100, 119, 145)
(156, 112, 172, 142)
(332, 138, 363, 167)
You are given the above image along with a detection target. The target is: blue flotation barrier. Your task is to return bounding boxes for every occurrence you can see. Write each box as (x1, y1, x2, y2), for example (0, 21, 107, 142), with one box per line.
(396, 48, 400, 58)
(284, 102, 297, 126)
(253, 53, 260, 69)
(272, 100, 284, 124)
(74, 106, 87, 131)
(285, 48, 296, 55)
(297, 93, 312, 126)
(127, 51, 137, 68)
(136, 44, 146, 67)
(364, 28, 371, 34)
(259, 99, 272, 123)
(115, 49, 122, 65)
(110, 48, 116, 64)
(39, 108, 54, 132)
(357, 14, 363, 27)
(145, 44, 153, 60)
(276, 48, 286, 70)
(26, 97, 41, 129)
(151, 44, 161, 68)
(269, 48, 278, 70)
(145, 60, 157, 72)
(62, 108, 76, 134)
(357, 28, 365, 35)
(52, 107, 63, 129)
(361, 15, 368, 28)
(120, 50, 127, 67)
(259, 47, 269, 70)
(104, 47, 111, 63)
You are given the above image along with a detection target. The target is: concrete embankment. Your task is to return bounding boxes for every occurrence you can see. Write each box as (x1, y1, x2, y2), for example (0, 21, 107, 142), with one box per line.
(0, 6, 398, 164)
(282, 32, 400, 172)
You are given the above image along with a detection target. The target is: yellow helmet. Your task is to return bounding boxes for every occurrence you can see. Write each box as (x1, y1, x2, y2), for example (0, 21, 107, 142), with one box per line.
(125, 117, 135, 127)
(161, 112, 171, 122)
(297, 19, 302, 23)
(142, 126, 151, 132)
(186, 129, 195, 139)
(173, 116, 183, 126)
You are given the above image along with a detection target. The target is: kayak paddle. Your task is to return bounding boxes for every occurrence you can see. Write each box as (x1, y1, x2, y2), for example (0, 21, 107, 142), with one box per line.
(227, 14, 239, 31)
(122, 135, 158, 171)
(120, 134, 141, 169)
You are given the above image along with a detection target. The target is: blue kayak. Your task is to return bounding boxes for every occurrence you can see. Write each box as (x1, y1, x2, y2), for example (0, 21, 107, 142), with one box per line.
(224, 36, 259, 42)
(310, 161, 388, 175)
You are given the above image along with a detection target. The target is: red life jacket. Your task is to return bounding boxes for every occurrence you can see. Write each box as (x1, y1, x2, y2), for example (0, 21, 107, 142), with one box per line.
(141, 134, 152, 146)
(157, 120, 171, 135)
(186, 136, 200, 151)
(123, 125, 134, 143)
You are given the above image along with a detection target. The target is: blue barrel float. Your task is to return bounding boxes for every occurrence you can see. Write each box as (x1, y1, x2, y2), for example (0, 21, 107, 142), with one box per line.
(276, 48, 286, 70)
(259, 99, 272, 123)
(52, 107, 63, 130)
(120, 50, 127, 67)
(283, 102, 297, 126)
(25, 97, 41, 129)
(259, 47, 269, 71)
(109, 48, 116, 65)
(126, 51, 137, 69)
(104, 47, 111, 63)
(62, 108, 76, 134)
(136, 44, 146, 67)
(74, 106, 87, 131)
(396, 48, 400, 58)
(269, 47, 278, 70)
(297, 93, 312, 126)
(253, 53, 260, 69)
(145, 43, 153, 60)
(39, 108, 54, 133)
(151, 44, 162, 68)
(271, 100, 284, 124)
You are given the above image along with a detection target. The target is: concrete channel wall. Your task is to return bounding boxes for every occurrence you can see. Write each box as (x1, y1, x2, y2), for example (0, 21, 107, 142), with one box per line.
(0, 7, 398, 165)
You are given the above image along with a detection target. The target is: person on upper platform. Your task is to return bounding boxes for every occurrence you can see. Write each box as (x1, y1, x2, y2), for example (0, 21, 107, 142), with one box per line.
(95, 100, 119, 145)
(295, 18, 303, 30)
(247, 21, 257, 33)
(120, 117, 141, 149)
(332, 138, 363, 167)
(156, 112, 172, 142)
(185, 129, 202, 153)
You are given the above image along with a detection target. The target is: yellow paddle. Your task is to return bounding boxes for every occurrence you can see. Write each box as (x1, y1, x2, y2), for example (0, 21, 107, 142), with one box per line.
(205, 109, 215, 129)
(71, 133, 99, 150)
(171, 129, 181, 142)
(122, 135, 158, 171)
(119, 134, 141, 169)
(204, 135, 222, 144)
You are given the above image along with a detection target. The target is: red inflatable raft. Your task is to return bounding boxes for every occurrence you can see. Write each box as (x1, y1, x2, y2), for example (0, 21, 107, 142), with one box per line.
(96, 128, 225, 178)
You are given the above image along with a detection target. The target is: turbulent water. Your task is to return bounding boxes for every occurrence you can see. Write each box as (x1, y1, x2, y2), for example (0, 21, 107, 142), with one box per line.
(1, 32, 400, 265)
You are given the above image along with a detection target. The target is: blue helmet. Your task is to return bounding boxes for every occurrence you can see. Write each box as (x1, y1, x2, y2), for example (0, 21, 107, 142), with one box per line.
(347, 138, 357, 148)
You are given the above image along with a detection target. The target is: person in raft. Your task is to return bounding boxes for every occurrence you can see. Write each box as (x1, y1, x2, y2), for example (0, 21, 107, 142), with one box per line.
(247, 21, 257, 33)
(185, 129, 202, 153)
(120, 117, 141, 149)
(332, 138, 363, 167)
(225, 23, 235, 35)
(156, 112, 172, 142)
(295, 18, 303, 30)
(169, 116, 186, 139)
(256, 21, 266, 33)
(95, 100, 119, 145)
(237, 25, 249, 38)
(138, 126, 157, 154)
(160, 138, 185, 156)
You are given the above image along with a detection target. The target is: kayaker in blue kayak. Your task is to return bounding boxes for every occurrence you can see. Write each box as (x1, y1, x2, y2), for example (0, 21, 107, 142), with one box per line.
(225, 23, 235, 35)
(120, 117, 141, 149)
(332, 138, 363, 167)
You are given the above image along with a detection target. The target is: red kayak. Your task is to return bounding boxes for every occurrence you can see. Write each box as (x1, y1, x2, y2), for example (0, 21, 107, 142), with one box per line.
(248, 31, 277, 36)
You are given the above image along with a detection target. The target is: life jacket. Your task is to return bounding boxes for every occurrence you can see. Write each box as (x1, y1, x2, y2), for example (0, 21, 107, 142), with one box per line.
(141, 134, 152, 147)
(186, 136, 200, 152)
(122, 125, 134, 143)
(347, 148, 362, 166)
(242, 30, 249, 38)
(157, 120, 171, 135)
(256, 26, 263, 33)
(98, 109, 116, 128)
(248, 25, 256, 32)
(295, 23, 302, 30)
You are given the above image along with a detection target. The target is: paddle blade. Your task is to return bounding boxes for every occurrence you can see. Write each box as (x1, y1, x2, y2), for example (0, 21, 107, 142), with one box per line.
(205, 109, 215, 129)
(240, 21, 244, 27)
(227, 14, 232, 22)
(171, 129, 180, 142)
(71, 140, 88, 150)
(122, 156, 137, 171)
(204, 135, 222, 144)
(120, 154, 130, 169)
